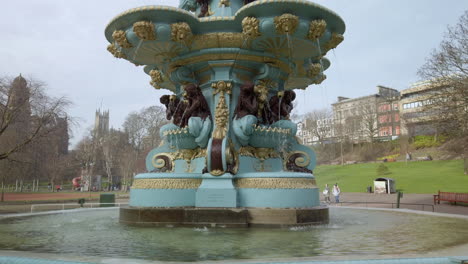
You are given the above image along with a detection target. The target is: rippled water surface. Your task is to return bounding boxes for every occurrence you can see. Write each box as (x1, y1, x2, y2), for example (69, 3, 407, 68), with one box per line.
(1, 208, 468, 262)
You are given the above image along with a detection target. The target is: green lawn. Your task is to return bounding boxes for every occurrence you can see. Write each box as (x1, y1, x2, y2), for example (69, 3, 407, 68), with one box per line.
(314, 160, 468, 194)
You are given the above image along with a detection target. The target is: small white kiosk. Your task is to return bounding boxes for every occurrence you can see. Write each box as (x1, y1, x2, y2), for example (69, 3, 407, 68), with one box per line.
(373, 178, 396, 194)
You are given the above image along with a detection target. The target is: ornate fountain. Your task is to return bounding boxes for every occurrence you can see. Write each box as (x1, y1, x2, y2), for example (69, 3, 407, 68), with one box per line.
(105, 0, 345, 227)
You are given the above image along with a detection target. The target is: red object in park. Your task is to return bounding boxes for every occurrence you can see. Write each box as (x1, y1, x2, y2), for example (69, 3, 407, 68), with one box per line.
(72, 177, 81, 188)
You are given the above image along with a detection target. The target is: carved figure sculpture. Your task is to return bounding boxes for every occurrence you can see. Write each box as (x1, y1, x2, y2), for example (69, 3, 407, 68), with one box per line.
(234, 81, 258, 119)
(196, 0, 210, 17)
(160, 95, 187, 126)
(268, 90, 296, 123)
(180, 84, 210, 127)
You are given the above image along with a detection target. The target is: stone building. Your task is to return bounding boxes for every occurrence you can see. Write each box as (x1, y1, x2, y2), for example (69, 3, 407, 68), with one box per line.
(399, 81, 439, 136)
(332, 86, 400, 142)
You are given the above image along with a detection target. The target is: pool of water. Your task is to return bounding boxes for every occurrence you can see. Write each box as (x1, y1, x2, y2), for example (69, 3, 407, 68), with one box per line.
(0, 208, 467, 262)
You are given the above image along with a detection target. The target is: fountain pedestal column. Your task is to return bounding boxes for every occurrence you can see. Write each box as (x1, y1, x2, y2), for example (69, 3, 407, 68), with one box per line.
(195, 174, 237, 207)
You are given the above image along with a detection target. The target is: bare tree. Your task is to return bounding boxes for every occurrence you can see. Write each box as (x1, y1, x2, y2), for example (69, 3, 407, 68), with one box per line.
(303, 108, 333, 144)
(75, 135, 96, 191)
(0, 76, 71, 161)
(417, 11, 468, 174)
(123, 106, 168, 153)
(359, 103, 379, 142)
(141, 106, 168, 150)
(123, 112, 146, 153)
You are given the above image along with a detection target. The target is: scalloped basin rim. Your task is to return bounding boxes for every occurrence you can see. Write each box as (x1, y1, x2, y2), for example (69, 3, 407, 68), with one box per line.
(105, 0, 345, 42)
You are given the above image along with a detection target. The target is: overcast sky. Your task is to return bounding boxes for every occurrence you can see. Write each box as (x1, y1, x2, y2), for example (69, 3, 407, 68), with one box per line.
(1, 0, 466, 148)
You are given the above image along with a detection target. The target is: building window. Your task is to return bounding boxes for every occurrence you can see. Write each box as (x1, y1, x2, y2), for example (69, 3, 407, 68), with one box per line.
(395, 126, 400, 135)
(394, 113, 400, 122)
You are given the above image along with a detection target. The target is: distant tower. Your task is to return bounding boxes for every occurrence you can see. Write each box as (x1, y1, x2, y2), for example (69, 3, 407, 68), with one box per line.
(8, 75, 31, 141)
(94, 109, 109, 140)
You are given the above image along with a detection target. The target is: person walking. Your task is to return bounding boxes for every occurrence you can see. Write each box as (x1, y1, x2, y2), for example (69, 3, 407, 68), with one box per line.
(332, 183, 341, 203)
(322, 184, 331, 204)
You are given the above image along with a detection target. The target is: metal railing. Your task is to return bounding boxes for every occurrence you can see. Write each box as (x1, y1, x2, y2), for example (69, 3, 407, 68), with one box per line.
(329, 201, 435, 212)
(30, 203, 128, 213)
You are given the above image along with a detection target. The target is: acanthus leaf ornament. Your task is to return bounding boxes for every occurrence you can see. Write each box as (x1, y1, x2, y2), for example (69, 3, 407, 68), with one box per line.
(112, 30, 132, 48)
(211, 81, 232, 139)
(274, 13, 299, 34)
(308, 20, 327, 41)
(133, 21, 156, 41)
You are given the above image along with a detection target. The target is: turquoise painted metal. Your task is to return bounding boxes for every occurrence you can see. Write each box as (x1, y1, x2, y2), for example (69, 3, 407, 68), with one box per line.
(105, 0, 345, 209)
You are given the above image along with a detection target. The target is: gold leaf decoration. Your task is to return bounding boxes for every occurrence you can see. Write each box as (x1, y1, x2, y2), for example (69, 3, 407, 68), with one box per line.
(149, 69, 163, 89)
(212, 81, 232, 139)
(324, 33, 344, 51)
(107, 43, 126, 59)
(133, 21, 156, 41)
(132, 179, 202, 189)
(274, 13, 299, 34)
(171, 22, 193, 44)
(308, 20, 327, 41)
(307, 63, 322, 78)
(238, 146, 280, 160)
(112, 30, 132, 48)
(242, 17, 261, 39)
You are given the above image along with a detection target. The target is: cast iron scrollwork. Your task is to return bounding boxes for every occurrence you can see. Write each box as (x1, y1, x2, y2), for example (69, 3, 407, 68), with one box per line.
(285, 151, 312, 174)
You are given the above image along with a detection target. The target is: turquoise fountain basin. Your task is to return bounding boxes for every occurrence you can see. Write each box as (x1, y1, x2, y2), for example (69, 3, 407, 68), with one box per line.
(1, 208, 468, 262)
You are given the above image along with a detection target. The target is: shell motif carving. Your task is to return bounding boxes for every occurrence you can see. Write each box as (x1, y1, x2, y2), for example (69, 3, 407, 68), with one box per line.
(112, 30, 132, 48)
(171, 22, 193, 44)
(274, 13, 299, 34)
(242, 17, 261, 39)
(308, 20, 327, 41)
(133, 21, 156, 41)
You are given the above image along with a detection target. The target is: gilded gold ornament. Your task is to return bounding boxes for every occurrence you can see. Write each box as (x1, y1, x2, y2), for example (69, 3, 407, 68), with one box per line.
(132, 179, 202, 189)
(242, 17, 261, 39)
(149, 69, 164, 89)
(133, 21, 156, 41)
(107, 43, 126, 59)
(212, 81, 232, 139)
(308, 20, 327, 41)
(238, 146, 280, 160)
(112, 30, 132, 48)
(274, 13, 299, 34)
(171, 22, 193, 44)
(307, 63, 322, 78)
(324, 33, 344, 51)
